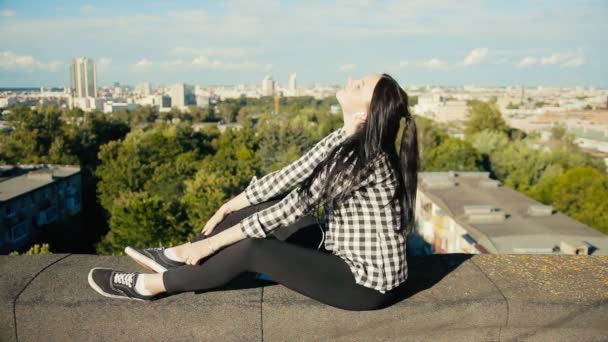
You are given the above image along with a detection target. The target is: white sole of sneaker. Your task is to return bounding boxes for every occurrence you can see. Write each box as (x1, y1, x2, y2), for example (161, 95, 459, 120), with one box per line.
(124, 246, 168, 273)
(87, 267, 146, 302)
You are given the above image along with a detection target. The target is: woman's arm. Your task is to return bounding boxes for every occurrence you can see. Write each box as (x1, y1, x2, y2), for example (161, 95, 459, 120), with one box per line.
(185, 223, 248, 265)
(243, 127, 348, 206)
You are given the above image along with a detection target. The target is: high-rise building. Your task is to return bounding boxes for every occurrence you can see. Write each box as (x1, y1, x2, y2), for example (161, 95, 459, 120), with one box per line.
(169, 83, 186, 109)
(288, 73, 297, 95)
(169, 83, 196, 110)
(70, 57, 97, 98)
(140, 82, 151, 96)
(262, 76, 275, 96)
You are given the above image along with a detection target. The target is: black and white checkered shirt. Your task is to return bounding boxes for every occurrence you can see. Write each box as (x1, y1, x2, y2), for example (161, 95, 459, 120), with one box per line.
(239, 127, 408, 293)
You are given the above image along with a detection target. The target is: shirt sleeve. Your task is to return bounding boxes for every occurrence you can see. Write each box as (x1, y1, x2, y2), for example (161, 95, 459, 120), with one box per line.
(243, 126, 347, 206)
(240, 145, 346, 239)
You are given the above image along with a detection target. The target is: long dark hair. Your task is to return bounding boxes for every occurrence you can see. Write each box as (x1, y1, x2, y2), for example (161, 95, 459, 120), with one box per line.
(300, 73, 420, 235)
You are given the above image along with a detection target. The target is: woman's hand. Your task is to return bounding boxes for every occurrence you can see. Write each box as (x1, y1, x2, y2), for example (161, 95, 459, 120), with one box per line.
(183, 239, 218, 266)
(200, 202, 235, 235)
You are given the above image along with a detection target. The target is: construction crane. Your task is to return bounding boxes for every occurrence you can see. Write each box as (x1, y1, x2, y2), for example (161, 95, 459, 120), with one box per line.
(273, 89, 280, 115)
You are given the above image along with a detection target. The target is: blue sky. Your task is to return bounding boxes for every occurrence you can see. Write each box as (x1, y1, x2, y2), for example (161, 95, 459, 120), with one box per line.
(0, 0, 606, 87)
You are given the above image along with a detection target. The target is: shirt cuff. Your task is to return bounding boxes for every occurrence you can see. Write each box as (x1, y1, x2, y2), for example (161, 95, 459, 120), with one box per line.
(244, 176, 262, 205)
(239, 212, 267, 239)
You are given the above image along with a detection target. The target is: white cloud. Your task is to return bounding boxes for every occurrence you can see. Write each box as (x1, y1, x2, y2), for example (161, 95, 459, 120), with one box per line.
(400, 48, 490, 70)
(191, 55, 270, 71)
(97, 57, 111, 71)
(422, 58, 447, 69)
(560, 56, 585, 68)
(518, 56, 537, 67)
(339, 64, 356, 71)
(133, 59, 153, 69)
(517, 52, 585, 68)
(132, 56, 271, 72)
(80, 5, 95, 13)
(398, 60, 410, 68)
(462, 47, 489, 65)
(169, 46, 259, 58)
(0, 9, 16, 17)
(0, 51, 63, 72)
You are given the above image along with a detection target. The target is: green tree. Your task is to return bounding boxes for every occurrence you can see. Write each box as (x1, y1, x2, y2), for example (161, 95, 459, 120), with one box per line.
(527, 164, 565, 204)
(463, 100, 508, 140)
(551, 167, 608, 234)
(95, 123, 213, 212)
(216, 101, 240, 123)
(423, 138, 484, 171)
(95, 191, 191, 255)
(182, 127, 259, 232)
(8, 243, 52, 255)
(412, 116, 449, 166)
(551, 123, 567, 141)
(490, 140, 551, 192)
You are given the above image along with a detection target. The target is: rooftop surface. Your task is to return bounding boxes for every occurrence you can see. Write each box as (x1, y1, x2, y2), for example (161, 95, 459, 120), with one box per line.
(1, 253, 606, 341)
(418, 171, 608, 255)
(0, 165, 80, 202)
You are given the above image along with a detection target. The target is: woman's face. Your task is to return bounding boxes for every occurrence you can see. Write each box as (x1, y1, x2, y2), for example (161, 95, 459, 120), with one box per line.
(336, 73, 382, 126)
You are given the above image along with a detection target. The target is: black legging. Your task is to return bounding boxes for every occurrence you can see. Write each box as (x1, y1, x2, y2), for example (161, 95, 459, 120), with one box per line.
(161, 199, 397, 311)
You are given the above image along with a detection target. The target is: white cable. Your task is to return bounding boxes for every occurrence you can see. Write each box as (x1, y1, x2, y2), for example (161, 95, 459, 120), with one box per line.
(316, 216, 325, 250)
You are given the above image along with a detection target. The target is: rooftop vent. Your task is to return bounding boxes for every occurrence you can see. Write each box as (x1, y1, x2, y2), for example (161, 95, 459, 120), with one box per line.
(464, 205, 506, 224)
(527, 204, 554, 217)
(560, 240, 589, 255)
(26, 170, 54, 181)
(457, 171, 491, 179)
(478, 179, 502, 188)
(463, 205, 494, 215)
(423, 177, 456, 189)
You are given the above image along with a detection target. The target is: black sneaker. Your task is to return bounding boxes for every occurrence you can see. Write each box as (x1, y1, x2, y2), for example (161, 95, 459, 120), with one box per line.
(87, 267, 157, 301)
(124, 246, 186, 273)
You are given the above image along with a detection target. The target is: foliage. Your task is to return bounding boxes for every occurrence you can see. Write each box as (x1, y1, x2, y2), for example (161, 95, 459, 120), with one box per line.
(95, 192, 191, 254)
(423, 137, 484, 171)
(551, 167, 608, 234)
(463, 100, 508, 140)
(551, 123, 567, 140)
(9, 243, 52, 255)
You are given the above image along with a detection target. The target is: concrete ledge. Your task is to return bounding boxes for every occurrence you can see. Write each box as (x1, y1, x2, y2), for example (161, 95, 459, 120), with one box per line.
(1, 253, 606, 341)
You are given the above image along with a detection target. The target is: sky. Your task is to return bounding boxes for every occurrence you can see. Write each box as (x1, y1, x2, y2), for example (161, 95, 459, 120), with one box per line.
(0, 0, 606, 88)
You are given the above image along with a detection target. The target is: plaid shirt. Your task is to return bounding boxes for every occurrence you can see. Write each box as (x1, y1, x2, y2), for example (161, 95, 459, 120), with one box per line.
(239, 127, 408, 293)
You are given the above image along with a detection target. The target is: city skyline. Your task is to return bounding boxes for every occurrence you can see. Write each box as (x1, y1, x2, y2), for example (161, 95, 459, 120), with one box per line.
(0, 0, 606, 88)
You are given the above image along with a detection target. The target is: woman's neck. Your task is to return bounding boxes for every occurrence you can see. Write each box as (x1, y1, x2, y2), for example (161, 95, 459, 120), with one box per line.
(343, 120, 360, 136)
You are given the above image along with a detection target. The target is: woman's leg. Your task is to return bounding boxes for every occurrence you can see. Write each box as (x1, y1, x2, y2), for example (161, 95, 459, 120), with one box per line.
(170, 197, 322, 263)
(167, 199, 284, 260)
(162, 237, 391, 311)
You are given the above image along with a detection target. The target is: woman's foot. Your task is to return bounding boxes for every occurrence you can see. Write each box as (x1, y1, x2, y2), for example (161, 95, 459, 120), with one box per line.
(87, 268, 159, 301)
(124, 246, 187, 273)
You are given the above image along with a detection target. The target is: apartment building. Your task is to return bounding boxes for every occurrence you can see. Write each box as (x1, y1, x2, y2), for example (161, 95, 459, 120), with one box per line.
(0, 165, 82, 254)
(414, 171, 608, 255)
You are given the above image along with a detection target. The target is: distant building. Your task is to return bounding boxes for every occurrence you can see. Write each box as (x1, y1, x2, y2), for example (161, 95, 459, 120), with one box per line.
(169, 83, 196, 110)
(169, 83, 185, 109)
(0, 165, 82, 254)
(288, 73, 297, 96)
(139, 82, 152, 96)
(262, 76, 275, 96)
(103, 101, 137, 113)
(70, 57, 97, 98)
(0, 97, 16, 108)
(414, 171, 608, 256)
(71, 97, 104, 112)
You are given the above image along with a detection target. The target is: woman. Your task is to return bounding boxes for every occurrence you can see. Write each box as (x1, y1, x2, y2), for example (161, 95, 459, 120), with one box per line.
(88, 72, 420, 311)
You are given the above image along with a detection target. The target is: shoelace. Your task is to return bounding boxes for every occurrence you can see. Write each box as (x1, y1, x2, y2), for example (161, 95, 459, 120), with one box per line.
(113, 272, 135, 288)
